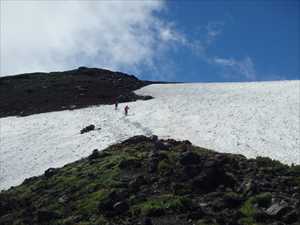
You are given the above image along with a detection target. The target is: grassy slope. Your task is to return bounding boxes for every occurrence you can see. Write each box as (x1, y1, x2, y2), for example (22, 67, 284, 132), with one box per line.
(0, 136, 299, 225)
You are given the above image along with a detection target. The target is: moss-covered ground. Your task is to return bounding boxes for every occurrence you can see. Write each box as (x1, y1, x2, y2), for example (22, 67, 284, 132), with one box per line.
(0, 136, 299, 225)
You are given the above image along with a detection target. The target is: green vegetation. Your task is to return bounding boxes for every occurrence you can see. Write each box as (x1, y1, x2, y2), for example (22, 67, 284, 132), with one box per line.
(255, 156, 288, 171)
(240, 193, 272, 225)
(133, 194, 192, 216)
(1, 136, 299, 225)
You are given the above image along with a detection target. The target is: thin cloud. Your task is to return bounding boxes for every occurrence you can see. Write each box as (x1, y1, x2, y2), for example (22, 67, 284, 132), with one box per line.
(213, 56, 257, 80)
(205, 21, 225, 45)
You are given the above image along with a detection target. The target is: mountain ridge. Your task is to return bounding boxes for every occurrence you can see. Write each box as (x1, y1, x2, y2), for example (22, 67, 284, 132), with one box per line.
(0, 67, 155, 118)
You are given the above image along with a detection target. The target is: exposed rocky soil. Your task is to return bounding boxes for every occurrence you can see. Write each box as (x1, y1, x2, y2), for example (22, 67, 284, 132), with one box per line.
(0, 67, 153, 118)
(0, 136, 299, 225)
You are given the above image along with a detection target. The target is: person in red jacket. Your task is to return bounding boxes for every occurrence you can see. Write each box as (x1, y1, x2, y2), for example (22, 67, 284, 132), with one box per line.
(124, 105, 129, 116)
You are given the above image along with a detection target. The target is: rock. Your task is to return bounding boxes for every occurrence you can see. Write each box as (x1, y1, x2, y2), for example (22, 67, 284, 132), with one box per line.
(58, 195, 68, 204)
(188, 206, 205, 219)
(98, 191, 118, 213)
(283, 209, 298, 224)
(223, 192, 243, 208)
(129, 175, 147, 192)
(88, 149, 100, 160)
(171, 183, 191, 195)
(179, 151, 202, 165)
(80, 124, 95, 134)
(22, 176, 38, 185)
(223, 172, 237, 189)
(180, 141, 193, 152)
(148, 158, 159, 173)
(147, 150, 168, 173)
(44, 168, 57, 178)
(119, 158, 141, 169)
(154, 141, 171, 150)
(37, 210, 61, 222)
(143, 217, 153, 225)
(183, 165, 201, 179)
(0, 197, 15, 217)
(238, 179, 258, 195)
(266, 201, 291, 218)
(116, 189, 130, 200)
(88, 149, 110, 161)
(113, 201, 129, 214)
(150, 152, 168, 161)
(78, 66, 88, 70)
(145, 207, 165, 217)
(192, 164, 236, 192)
(150, 135, 158, 142)
(122, 135, 149, 145)
(139, 95, 153, 100)
(253, 208, 269, 222)
(0, 214, 15, 225)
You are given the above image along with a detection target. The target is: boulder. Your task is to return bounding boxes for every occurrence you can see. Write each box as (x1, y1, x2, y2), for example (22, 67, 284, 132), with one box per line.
(80, 124, 95, 134)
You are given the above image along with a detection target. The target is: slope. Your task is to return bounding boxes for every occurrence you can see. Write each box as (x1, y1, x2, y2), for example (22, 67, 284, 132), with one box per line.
(1, 136, 299, 225)
(0, 80, 299, 191)
(0, 67, 152, 118)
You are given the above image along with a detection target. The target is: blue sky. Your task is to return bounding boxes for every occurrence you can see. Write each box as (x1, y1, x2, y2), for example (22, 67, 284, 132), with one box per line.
(1, 0, 299, 82)
(144, 0, 300, 82)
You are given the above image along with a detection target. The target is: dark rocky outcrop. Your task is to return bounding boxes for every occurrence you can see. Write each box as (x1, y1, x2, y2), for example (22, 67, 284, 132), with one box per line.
(0, 136, 299, 225)
(0, 67, 155, 118)
(80, 124, 95, 134)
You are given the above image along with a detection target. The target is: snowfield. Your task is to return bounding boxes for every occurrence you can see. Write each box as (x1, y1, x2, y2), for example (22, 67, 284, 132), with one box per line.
(0, 80, 299, 190)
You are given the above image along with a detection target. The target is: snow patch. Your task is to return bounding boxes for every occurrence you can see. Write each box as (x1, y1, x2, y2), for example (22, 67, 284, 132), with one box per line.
(0, 80, 299, 190)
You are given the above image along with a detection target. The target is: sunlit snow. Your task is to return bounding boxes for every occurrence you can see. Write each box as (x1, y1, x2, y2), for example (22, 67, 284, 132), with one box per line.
(0, 80, 299, 190)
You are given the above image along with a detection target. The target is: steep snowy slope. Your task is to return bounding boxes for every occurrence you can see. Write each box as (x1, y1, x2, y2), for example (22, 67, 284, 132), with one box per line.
(0, 80, 299, 190)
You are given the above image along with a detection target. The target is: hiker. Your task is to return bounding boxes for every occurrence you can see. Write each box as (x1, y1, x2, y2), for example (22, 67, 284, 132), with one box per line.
(114, 100, 118, 110)
(124, 105, 129, 116)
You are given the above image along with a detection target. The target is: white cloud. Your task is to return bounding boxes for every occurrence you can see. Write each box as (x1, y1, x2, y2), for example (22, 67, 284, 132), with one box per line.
(0, 0, 183, 76)
(213, 56, 257, 80)
(0, 2, 261, 82)
(159, 25, 186, 44)
(213, 57, 236, 66)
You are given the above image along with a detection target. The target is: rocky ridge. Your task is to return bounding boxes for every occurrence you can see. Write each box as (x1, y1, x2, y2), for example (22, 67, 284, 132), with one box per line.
(0, 135, 299, 225)
(0, 67, 153, 118)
